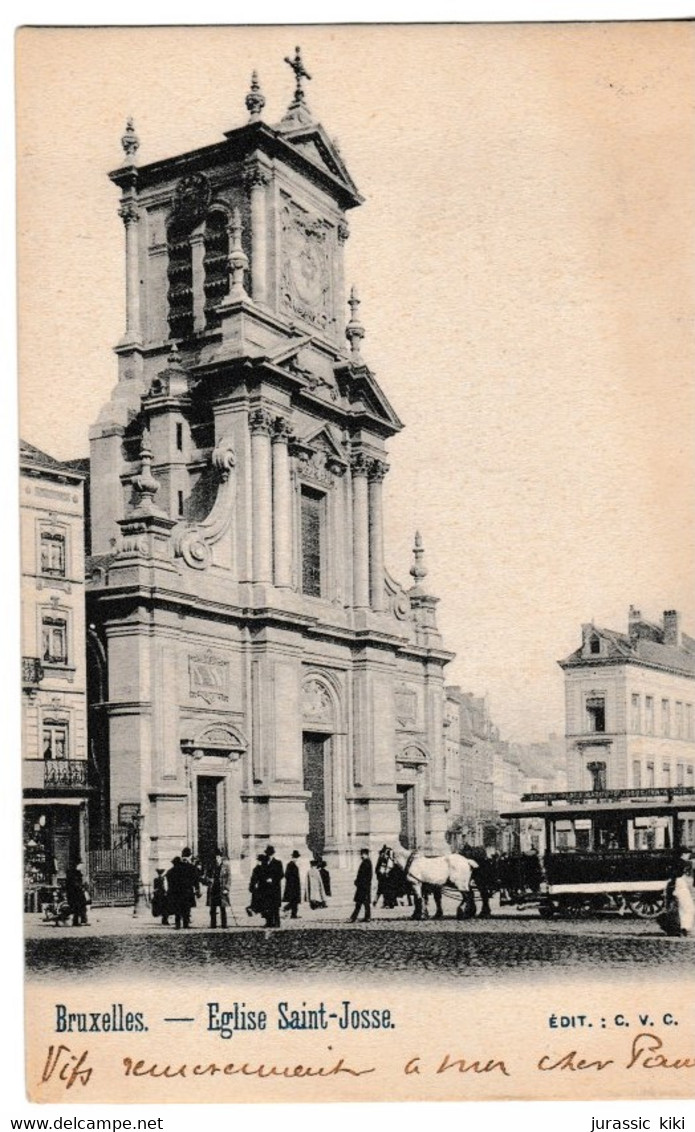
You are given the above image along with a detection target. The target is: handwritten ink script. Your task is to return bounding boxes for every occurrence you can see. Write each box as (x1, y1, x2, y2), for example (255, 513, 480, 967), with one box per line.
(38, 1033, 694, 1092)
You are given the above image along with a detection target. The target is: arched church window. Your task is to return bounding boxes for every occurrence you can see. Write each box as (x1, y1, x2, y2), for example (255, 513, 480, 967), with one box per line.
(203, 208, 230, 329)
(167, 217, 194, 340)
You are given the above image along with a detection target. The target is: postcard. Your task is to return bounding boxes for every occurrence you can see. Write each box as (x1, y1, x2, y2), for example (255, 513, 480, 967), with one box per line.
(17, 22, 695, 1104)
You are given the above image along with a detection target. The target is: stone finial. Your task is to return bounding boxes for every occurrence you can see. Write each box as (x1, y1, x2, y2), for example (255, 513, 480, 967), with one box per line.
(121, 117, 140, 164)
(282, 45, 313, 125)
(227, 208, 249, 300)
(245, 70, 266, 122)
(346, 286, 365, 361)
(131, 427, 160, 512)
(167, 341, 184, 369)
(409, 530, 428, 590)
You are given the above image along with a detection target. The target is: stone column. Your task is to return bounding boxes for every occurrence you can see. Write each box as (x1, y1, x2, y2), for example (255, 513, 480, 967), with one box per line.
(249, 408, 274, 584)
(351, 454, 370, 608)
(272, 417, 293, 588)
(190, 227, 206, 333)
(244, 159, 272, 305)
(368, 459, 388, 611)
(118, 201, 141, 343)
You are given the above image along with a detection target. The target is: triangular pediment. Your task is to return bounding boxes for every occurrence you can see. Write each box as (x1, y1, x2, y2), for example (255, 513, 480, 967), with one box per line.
(296, 423, 347, 466)
(279, 121, 361, 200)
(337, 363, 404, 433)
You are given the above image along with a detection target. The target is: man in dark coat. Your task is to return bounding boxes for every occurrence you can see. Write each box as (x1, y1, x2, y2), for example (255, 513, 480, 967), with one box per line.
(283, 850, 302, 919)
(65, 861, 88, 927)
(260, 845, 284, 927)
(246, 854, 265, 917)
(206, 849, 232, 928)
(166, 853, 199, 929)
(151, 868, 169, 924)
(350, 848, 373, 922)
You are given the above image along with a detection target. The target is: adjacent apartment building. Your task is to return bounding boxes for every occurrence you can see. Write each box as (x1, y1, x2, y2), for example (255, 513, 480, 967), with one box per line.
(559, 606, 695, 801)
(20, 441, 89, 889)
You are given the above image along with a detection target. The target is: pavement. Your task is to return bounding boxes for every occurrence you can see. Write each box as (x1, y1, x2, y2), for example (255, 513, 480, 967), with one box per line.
(24, 886, 695, 983)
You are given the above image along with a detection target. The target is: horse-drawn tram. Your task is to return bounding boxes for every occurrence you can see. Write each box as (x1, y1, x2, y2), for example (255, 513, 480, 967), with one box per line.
(501, 786, 695, 919)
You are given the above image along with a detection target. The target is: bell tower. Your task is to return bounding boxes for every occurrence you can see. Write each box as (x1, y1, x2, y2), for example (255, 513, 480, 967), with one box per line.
(88, 51, 453, 873)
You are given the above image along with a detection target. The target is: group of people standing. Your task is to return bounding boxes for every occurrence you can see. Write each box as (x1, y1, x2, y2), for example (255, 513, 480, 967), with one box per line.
(247, 847, 332, 927)
(152, 845, 337, 930)
(152, 847, 231, 929)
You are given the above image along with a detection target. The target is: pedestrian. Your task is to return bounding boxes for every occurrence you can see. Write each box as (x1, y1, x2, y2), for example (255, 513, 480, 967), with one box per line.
(151, 868, 169, 925)
(182, 846, 203, 896)
(246, 854, 265, 917)
(206, 848, 231, 928)
(317, 856, 332, 898)
(166, 854, 198, 929)
(350, 848, 373, 922)
(307, 859, 328, 909)
(296, 850, 310, 902)
(260, 845, 284, 927)
(283, 850, 302, 919)
(65, 860, 88, 927)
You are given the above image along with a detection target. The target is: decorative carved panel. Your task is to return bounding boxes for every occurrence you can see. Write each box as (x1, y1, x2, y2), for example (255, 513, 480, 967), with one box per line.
(395, 686, 417, 729)
(188, 652, 229, 703)
(280, 199, 332, 332)
(302, 678, 333, 723)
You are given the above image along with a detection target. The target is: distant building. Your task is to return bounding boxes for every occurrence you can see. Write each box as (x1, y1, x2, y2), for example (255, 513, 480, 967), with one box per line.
(20, 441, 88, 891)
(559, 607, 695, 800)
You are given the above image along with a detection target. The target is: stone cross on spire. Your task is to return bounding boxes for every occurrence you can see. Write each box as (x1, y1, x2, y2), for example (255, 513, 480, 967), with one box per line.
(282, 46, 314, 126)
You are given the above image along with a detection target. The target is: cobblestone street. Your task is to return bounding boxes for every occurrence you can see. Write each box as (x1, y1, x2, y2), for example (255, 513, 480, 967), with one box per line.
(25, 890, 695, 984)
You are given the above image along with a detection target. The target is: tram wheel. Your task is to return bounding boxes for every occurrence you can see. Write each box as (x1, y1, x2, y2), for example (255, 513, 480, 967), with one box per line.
(538, 902, 555, 919)
(561, 896, 587, 919)
(628, 892, 665, 919)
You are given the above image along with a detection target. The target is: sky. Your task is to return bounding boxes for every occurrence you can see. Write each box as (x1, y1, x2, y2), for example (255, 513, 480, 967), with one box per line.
(16, 22, 695, 742)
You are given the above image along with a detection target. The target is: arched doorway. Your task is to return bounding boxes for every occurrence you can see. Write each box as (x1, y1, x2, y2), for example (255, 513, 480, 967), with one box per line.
(182, 723, 247, 873)
(301, 675, 341, 859)
(396, 745, 429, 850)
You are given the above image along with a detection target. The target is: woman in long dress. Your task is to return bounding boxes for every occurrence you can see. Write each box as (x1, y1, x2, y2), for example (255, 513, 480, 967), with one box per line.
(307, 859, 327, 909)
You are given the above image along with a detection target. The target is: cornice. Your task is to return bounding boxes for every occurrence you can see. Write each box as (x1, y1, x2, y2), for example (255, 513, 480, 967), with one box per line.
(110, 122, 363, 212)
(560, 654, 695, 682)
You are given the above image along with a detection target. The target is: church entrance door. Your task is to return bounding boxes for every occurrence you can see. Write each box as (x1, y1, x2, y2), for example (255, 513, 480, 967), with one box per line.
(397, 784, 416, 850)
(302, 733, 328, 856)
(196, 775, 225, 873)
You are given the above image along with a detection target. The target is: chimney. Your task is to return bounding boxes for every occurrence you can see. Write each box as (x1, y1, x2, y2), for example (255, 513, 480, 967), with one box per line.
(663, 610, 681, 647)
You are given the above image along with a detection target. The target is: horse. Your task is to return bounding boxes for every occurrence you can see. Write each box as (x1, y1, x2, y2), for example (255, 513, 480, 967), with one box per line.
(383, 844, 478, 920)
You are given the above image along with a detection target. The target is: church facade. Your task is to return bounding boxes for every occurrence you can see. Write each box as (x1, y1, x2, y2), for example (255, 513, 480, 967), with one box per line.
(87, 54, 454, 875)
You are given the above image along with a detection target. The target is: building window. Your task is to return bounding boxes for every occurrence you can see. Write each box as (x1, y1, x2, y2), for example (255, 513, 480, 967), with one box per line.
(663, 762, 671, 788)
(677, 763, 684, 786)
(675, 701, 683, 738)
(177, 490, 184, 518)
(645, 696, 654, 735)
(631, 693, 640, 733)
(646, 761, 655, 788)
(589, 635, 601, 655)
(587, 761, 606, 791)
(300, 487, 325, 597)
(40, 531, 66, 577)
(203, 209, 230, 329)
(41, 615, 67, 664)
(632, 760, 642, 789)
(687, 704, 694, 740)
(585, 696, 606, 733)
(43, 721, 68, 760)
(176, 422, 183, 452)
(661, 699, 670, 737)
(687, 765, 694, 787)
(167, 219, 194, 340)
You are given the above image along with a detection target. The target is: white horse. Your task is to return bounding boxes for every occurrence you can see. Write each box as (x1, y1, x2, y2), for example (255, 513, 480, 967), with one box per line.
(386, 844, 478, 920)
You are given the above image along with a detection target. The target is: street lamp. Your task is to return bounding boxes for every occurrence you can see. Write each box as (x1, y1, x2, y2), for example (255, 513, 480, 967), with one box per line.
(131, 811, 146, 917)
